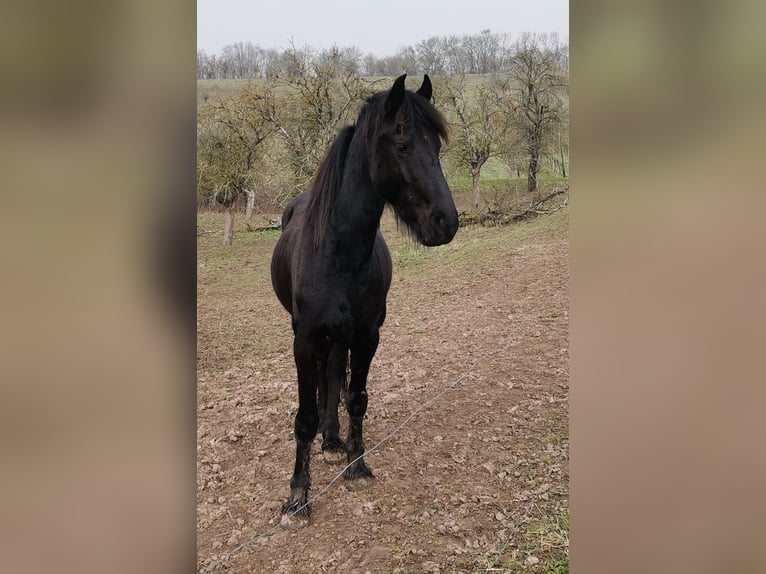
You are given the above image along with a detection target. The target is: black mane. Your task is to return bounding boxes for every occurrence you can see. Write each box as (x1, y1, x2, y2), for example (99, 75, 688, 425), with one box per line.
(305, 125, 355, 249)
(305, 87, 449, 250)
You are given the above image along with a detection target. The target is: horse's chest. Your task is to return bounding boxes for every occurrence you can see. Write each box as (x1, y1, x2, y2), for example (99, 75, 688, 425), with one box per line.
(321, 276, 382, 314)
(295, 274, 383, 333)
(347, 281, 383, 316)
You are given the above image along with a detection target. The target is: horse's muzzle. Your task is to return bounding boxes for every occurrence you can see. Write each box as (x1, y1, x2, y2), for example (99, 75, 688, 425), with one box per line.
(419, 207, 459, 246)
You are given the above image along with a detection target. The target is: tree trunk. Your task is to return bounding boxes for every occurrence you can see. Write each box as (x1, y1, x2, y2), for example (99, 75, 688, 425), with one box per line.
(471, 167, 482, 209)
(244, 190, 255, 221)
(223, 207, 234, 246)
(558, 131, 567, 178)
(527, 154, 539, 192)
(560, 149, 567, 178)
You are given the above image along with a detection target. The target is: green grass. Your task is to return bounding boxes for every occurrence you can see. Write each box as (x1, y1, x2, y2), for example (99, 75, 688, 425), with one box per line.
(532, 511, 570, 573)
(198, 205, 566, 288)
(385, 206, 567, 281)
(481, 510, 569, 573)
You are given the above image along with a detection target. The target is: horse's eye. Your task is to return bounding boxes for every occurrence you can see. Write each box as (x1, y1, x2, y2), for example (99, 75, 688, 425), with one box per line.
(396, 143, 407, 153)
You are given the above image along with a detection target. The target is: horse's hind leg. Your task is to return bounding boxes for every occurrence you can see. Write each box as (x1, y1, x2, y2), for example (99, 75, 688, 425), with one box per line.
(282, 333, 321, 518)
(321, 344, 347, 464)
(344, 328, 378, 480)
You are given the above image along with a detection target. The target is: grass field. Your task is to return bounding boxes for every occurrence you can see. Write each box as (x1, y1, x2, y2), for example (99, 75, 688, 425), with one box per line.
(196, 74, 497, 105)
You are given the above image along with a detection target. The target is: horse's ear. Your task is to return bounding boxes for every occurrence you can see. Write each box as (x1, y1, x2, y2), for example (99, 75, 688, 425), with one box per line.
(416, 74, 432, 100)
(385, 74, 407, 117)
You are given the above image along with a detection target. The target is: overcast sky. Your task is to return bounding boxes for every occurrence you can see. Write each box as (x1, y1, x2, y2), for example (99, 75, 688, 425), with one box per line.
(198, 0, 568, 56)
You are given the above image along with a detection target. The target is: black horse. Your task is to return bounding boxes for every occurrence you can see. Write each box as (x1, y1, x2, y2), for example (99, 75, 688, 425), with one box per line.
(270, 74, 458, 518)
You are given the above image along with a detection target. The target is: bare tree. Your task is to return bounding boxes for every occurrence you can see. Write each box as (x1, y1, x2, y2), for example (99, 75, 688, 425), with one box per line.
(316, 45, 362, 77)
(262, 48, 283, 77)
(265, 44, 380, 194)
(197, 86, 276, 244)
(197, 50, 211, 79)
(504, 34, 568, 192)
(463, 30, 504, 74)
(360, 52, 379, 76)
(340, 46, 363, 75)
(219, 42, 262, 78)
(416, 36, 447, 75)
(381, 45, 419, 75)
(442, 75, 509, 209)
(443, 35, 466, 75)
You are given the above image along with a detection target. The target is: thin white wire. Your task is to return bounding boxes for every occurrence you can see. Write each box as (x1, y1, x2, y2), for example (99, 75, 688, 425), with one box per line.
(199, 336, 511, 574)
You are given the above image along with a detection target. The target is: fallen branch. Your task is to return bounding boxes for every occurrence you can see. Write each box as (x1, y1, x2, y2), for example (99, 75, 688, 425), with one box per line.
(245, 216, 281, 232)
(458, 186, 569, 227)
(512, 186, 569, 222)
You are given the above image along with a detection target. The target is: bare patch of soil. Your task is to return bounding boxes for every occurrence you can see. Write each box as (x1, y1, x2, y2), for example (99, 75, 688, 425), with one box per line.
(197, 209, 568, 573)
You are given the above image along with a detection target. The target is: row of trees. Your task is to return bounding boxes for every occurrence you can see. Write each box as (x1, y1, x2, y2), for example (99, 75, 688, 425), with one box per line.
(438, 34, 568, 203)
(197, 30, 568, 80)
(197, 34, 568, 243)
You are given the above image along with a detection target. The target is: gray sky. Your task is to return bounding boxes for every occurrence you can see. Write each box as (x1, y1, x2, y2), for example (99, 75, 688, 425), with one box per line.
(197, 0, 568, 56)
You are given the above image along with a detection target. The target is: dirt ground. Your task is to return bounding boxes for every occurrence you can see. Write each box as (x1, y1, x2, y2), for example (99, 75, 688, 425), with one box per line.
(197, 208, 569, 573)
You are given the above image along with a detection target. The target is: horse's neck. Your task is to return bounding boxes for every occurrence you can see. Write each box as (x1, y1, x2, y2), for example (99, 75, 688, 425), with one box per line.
(324, 143, 384, 270)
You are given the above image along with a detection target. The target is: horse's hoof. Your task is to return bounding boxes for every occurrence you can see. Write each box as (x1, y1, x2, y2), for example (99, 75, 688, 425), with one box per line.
(343, 463, 374, 486)
(281, 497, 311, 518)
(280, 496, 311, 529)
(280, 512, 310, 529)
(323, 449, 346, 464)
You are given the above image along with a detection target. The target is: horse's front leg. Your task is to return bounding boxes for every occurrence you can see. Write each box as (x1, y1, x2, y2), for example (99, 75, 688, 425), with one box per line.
(344, 327, 379, 480)
(282, 333, 321, 518)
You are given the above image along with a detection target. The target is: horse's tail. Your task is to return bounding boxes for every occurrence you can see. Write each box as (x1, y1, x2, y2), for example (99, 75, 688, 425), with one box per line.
(340, 348, 350, 407)
(327, 344, 351, 409)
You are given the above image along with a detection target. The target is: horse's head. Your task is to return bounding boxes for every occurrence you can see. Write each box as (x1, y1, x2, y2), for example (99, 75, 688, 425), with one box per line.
(370, 74, 459, 247)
